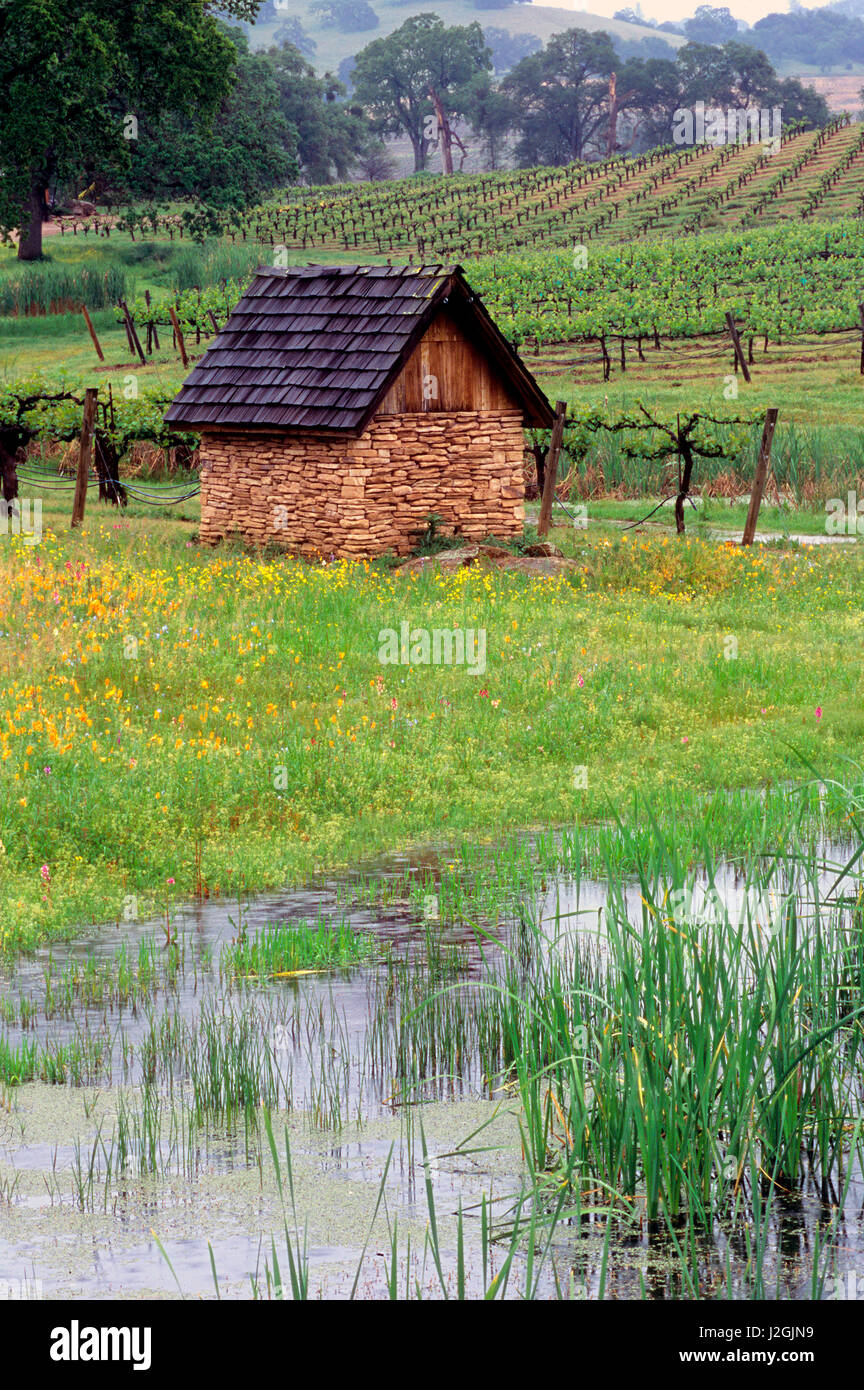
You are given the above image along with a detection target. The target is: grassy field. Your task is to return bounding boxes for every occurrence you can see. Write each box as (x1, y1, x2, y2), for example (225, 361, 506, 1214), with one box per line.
(540, 336, 864, 503)
(1, 488, 860, 953)
(0, 234, 334, 384)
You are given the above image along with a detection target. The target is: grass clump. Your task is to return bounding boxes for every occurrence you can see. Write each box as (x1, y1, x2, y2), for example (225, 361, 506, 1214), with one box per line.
(495, 823, 864, 1233)
(221, 918, 379, 979)
(170, 242, 264, 294)
(0, 262, 127, 315)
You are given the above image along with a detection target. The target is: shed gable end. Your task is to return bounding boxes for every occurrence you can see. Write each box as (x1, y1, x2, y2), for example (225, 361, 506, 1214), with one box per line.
(377, 308, 521, 416)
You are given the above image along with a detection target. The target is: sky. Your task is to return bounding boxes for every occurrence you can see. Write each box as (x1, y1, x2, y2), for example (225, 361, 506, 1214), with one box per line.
(541, 1, 839, 26)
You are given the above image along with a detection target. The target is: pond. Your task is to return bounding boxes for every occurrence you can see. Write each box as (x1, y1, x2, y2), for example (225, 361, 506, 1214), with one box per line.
(2, 831, 863, 1299)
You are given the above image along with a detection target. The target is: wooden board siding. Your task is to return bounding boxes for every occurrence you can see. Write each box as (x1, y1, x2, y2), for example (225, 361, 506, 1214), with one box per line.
(377, 309, 521, 415)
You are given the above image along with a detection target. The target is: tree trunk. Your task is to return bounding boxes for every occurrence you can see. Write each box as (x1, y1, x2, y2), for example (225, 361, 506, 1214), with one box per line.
(675, 441, 695, 534)
(607, 72, 618, 158)
(410, 131, 427, 173)
(94, 430, 127, 507)
(429, 87, 453, 176)
(532, 440, 545, 497)
(17, 176, 48, 261)
(0, 431, 21, 518)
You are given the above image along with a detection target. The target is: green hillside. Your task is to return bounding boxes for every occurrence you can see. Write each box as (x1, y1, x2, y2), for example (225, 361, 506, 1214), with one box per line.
(235, 119, 863, 260)
(247, 0, 684, 74)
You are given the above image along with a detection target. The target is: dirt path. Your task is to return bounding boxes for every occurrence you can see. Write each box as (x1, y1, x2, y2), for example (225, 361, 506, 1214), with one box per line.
(8, 216, 111, 246)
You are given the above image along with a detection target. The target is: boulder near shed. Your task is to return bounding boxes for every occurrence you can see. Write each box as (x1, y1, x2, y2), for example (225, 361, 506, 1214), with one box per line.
(164, 263, 555, 558)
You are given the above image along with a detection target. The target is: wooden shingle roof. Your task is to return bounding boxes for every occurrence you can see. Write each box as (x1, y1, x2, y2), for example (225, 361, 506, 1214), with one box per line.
(164, 263, 554, 434)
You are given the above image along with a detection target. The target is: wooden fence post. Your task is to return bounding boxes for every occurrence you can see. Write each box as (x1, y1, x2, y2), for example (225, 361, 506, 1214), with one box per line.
(144, 289, 160, 352)
(81, 306, 104, 362)
(168, 305, 189, 368)
(119, 299, 146, 366)
(742, 408, 779, 546)
(119, 300, 135, 355)
(537, 400, 567, 538)
(725, 311, 752, 384)
(858, 303, 864, 375)
(71, 387, 98, 528)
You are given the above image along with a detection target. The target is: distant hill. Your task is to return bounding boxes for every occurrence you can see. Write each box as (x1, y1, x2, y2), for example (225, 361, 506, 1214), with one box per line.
(791, 73, 864, 113)
(246, 0, 685, 75)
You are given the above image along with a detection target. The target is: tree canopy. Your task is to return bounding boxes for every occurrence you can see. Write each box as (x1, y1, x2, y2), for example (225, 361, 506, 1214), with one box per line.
(123, 29, 298, 210)
(308, 0, 379, 33)
(482, 26, 542, 76)
(263, 42, 375, 184)
(684, 5, 739, 45)
(0, 0, 256, 258)
(352, 13, 490, 173)
(744, 6, 864, 71)
(499, 30, 829, 165)
(501, 29, 617, 164)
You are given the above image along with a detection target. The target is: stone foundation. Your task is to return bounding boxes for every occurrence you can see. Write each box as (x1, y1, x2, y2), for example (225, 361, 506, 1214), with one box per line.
(197, 410, 526, 558)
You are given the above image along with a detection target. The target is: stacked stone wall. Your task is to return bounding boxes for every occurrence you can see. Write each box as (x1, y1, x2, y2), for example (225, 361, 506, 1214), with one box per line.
(198, 411, 526, 557)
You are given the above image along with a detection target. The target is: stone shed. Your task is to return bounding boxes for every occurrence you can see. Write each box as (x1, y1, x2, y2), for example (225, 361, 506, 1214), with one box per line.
(164, 263, 554, 558)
